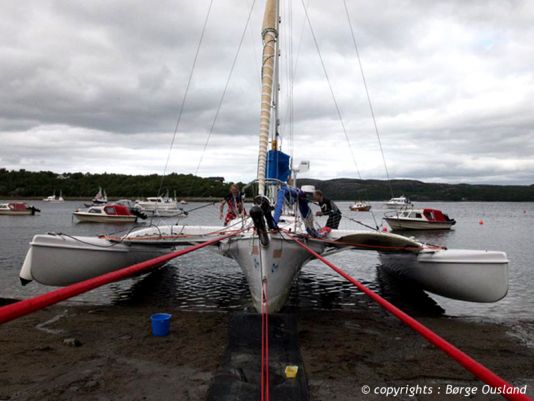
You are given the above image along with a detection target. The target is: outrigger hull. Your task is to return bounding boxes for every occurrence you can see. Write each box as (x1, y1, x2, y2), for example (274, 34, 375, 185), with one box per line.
(378, 249, 509, 302)
(20, 234, 168, 286)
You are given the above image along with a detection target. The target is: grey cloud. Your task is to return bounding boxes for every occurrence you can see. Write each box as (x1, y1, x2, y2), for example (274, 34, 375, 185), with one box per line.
(0, 0, 533, 184)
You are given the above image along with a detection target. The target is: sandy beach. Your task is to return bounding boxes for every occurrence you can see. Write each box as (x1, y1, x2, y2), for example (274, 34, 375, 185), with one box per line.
(1, 300, 532, 401)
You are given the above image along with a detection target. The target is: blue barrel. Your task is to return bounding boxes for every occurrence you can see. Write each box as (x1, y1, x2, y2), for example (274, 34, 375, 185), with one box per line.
(150, 313, 172, 336)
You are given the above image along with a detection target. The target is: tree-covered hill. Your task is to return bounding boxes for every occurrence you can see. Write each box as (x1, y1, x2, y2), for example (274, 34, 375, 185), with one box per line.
(0, 169, 236, 199)
(0, 169, 533, 201)
(298, 178, 534, 202)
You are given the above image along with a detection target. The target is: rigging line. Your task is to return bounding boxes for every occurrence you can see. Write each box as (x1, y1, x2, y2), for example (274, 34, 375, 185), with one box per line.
(288, 0, 295, 161)
(286, 0, 310, 161)
(157, 0, 214, 197)
(300, 0, 363, 181)
(293, 0, 311, 79)
(279, 0, 293, 156)
(278, 0, 309, 162)
(192, 0, 257, 179)
(342, 0, 394, 198)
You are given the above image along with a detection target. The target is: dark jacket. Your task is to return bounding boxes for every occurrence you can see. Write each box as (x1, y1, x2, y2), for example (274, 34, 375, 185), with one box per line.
(318, 198, 341, 216)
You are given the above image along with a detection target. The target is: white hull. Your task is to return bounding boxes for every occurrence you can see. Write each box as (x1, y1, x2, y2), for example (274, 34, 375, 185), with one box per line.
(385, 203, 411, 209)
(20, 234, 168, 286)
(73, 212, 137, 223)
(145, 209, 185, 218)
(0, 210, 33, 216)
(384, 218, 454, 231)
(136, 202, 179, 211)
(221, 233, 324, 313)
(349, 204, 371, 212)
(379, 249, 508, 302)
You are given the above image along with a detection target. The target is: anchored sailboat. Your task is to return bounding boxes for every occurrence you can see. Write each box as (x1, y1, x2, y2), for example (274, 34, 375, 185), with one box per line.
(19, 0, 508, 311)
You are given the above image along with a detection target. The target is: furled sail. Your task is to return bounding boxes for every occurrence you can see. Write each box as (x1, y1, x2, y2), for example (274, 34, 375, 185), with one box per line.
(257, 0, 279, 195)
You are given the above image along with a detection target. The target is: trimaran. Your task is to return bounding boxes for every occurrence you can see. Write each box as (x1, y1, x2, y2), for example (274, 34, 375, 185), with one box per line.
(19, 0, 508, 312)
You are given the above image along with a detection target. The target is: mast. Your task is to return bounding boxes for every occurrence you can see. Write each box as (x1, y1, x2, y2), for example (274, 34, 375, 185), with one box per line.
(257, 0, 279, 195)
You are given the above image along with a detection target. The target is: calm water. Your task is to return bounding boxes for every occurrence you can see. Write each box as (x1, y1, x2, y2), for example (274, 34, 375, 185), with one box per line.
(0, 200, 533, 321)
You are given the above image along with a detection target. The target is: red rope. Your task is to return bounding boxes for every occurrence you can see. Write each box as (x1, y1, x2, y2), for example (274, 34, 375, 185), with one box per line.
(0, 230, 242, 325)
(264, 279, 269, 401)
(291, 237, 532, 401)
(260, 278, 269, 401)
(261, 281, 265, 401)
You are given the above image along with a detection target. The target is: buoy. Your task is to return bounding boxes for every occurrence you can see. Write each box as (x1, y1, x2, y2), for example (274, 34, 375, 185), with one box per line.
(479, 220, 484, 225)
(382, 226, 388, 232)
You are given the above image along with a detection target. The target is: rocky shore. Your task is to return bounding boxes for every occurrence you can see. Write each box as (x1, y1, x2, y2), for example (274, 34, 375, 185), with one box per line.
(1, 301, 532, 401)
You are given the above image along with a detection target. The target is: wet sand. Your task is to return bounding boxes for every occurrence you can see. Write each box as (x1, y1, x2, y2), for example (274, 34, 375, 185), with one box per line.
(0, 301, 532, 401)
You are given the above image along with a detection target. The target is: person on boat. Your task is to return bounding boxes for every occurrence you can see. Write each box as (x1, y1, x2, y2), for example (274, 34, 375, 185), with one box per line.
(219, 184, 245, 226)
(313, 190, 342, 229)
(272, 185, 320, 236)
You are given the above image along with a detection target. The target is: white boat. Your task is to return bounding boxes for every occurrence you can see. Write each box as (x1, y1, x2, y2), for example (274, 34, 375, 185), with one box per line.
(19, 219, 509, 304)
(384, 208, 456, 231)
(18, 0, 509, 312)
(73, 204, 138, 223)
(135, 192, 179, 213)
(349, 201, 371, 212)
(378, 249, 508, 302)
(90, 187, 108, 205)
(385, 196, 412, 209)
(151, 208, 187, 218)
(42, 190, 64, 203)
(0, 202, 40, 216)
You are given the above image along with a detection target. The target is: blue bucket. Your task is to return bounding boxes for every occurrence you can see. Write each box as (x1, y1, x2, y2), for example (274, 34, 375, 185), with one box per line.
(150, 313, 172, 337)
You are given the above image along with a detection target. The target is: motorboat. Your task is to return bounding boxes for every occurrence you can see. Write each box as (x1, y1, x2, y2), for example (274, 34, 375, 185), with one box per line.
(42, 190, 64, 203)
(73, 204, 140, 223)
(152, 208, 187, 218)
(112, 199, 183, 218)
(384, 208, 456, 231)
(135, 191, 178, 213)
(0, 202, 40, 216)
(180, 200, 188, 205)
(385, 196, 412, 209)
(135, 196, 181, 217)
(349, 201, 371, 212)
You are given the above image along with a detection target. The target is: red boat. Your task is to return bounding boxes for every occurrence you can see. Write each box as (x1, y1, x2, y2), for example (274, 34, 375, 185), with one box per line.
(0, 202, 40, 216)
(384, 208, 456, 231)
(73, 204, 139, 223)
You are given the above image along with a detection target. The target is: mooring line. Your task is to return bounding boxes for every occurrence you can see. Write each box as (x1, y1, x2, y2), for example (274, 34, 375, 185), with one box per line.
(0, 230, 244, 325)
(289, 235, 531, 401)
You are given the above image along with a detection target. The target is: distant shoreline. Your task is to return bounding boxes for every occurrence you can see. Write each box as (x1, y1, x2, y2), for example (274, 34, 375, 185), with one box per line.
(0, 196, 222, 202)
(1, 169, 533, 201)
(1, 196, 532, 203)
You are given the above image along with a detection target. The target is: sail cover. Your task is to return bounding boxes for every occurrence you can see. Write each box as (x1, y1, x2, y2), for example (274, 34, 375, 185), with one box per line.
(266, 150, 290, 182)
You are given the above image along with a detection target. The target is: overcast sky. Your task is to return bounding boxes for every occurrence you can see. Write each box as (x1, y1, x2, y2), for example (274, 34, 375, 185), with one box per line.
(1, 0, 533, 184)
